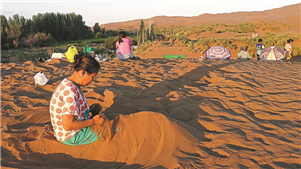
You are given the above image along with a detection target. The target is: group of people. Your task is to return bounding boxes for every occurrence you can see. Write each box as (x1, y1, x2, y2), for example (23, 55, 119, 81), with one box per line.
(49, 33, 296, 146)
(237, 38, 294, 61)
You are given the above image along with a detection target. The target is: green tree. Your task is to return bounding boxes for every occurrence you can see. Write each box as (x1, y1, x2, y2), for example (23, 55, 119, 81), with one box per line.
(147, 20, 155, 41)
(1, 16, 8, 43)
(6, 14, 28, 47)
(138, 20, 145, 46)
(93, 22, 101, 35)
(1, 15, 10, 49)
(8, 14, 22, 38)
(100, 27, 105, 36)
(2, 12, 94, 49)
(31, 12, 92, 41)
(95, 32, 104, 39)
(104, 37, 116, 50)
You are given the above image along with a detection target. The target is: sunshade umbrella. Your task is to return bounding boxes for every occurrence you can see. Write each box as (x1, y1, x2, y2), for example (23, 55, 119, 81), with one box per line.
(260, 46, 285, 61)
(206, 46, 231, 60)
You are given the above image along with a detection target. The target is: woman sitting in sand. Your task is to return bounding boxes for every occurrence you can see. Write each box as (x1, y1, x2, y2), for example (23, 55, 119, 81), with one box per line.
(237, 46, 252, 60)
(49, 54, 105, 145)
(115, 31, 134, 59)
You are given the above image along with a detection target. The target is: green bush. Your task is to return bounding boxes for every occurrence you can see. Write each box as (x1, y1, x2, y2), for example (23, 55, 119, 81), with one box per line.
(95, 32, 104, 39)
(292, 47, 301, 56)
(104, 37, 116, 50)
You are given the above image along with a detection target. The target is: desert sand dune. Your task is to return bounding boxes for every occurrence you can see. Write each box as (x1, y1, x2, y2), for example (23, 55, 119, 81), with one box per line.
(101, 3, 301, 35)
(1, 58, 301, 168)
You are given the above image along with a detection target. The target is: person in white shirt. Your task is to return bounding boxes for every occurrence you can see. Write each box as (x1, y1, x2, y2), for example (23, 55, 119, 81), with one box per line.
(237, 46, 252, 60)
(284, 39, 294, 61)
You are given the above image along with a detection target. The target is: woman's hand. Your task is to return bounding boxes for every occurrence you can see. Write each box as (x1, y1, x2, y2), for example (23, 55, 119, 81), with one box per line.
(93, 114, 105, 125)
(62, 114, 97, 131)
(90, 103, 102, 117)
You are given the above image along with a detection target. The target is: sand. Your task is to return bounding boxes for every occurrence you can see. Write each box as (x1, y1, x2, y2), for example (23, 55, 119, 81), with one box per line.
(1, 58, 300, 168)
(134, 38, 301, 61)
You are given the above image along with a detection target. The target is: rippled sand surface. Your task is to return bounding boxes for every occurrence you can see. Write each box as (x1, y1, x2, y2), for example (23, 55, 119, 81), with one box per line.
(1, 58, 300, 168)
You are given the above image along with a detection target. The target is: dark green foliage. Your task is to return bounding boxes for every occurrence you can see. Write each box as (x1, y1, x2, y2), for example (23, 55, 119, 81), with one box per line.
(93, 22, 101, 35)
(1, 13, 92, 49)
(130, 38, 138, 46)
(137, 20, 145, 45)
(95, 32, 104, 39)
(25, 32, 55, 48)
(104, 37, 117, 50)
(146, 20, 156, 42)
(105, 30, 119, 37)
(1, 48, 50, 63)
(1, 15, 9, 49)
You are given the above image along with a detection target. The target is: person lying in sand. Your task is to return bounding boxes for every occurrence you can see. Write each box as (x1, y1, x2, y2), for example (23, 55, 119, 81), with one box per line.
(49, 54, 105, 145)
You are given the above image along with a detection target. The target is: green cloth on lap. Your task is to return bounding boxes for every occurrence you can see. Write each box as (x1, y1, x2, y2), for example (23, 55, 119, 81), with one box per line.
(61, 126, 101, 145)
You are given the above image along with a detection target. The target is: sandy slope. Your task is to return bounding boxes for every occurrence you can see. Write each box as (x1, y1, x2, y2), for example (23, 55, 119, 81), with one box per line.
(1, 58, 301, 168)
(100, 3, 301, 35)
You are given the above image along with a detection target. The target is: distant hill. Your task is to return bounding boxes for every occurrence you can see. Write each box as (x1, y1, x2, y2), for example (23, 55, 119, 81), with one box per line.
(100, 3, 300, 33)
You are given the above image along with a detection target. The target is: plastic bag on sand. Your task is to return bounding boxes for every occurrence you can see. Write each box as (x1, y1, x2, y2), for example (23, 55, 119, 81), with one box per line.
(95, 54, 108, 62)
(51, 53, 65, 59)
(34, 72, 49, 85)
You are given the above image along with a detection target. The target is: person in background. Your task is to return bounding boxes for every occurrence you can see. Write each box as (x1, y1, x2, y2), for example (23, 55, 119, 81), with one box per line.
(115, 31, 134, 59)
(256, 39, 264, 60)
(237, 46, 252, 60)
(285, 39, 294, 61)
(49, 54, 105, 145)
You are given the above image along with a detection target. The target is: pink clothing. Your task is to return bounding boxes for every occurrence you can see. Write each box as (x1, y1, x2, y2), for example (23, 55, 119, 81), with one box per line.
(115, 38, 131, 55)
(49, 78, 90, 142)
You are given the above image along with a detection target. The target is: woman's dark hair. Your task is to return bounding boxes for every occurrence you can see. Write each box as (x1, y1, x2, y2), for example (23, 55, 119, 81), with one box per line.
(118, 31, 127, 44)
(73, 54, 100, 74)
(287, 39, 294, 43)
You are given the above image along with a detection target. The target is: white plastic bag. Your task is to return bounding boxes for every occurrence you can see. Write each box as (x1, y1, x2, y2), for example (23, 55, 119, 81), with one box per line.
(95, 54, 108, 62)
(51, 53, 65, 59)
(34, 72, 49, 85)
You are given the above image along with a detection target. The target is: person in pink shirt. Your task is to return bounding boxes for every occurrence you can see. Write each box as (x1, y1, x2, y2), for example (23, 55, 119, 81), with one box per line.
(115, 31, 134, 59)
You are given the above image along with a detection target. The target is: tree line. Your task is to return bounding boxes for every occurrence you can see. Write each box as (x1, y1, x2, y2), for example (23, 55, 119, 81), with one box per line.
(137, 20, 156, 46)
(1, 12, 93, 49)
